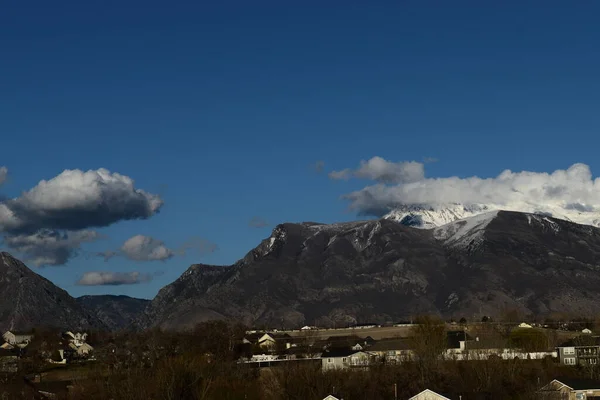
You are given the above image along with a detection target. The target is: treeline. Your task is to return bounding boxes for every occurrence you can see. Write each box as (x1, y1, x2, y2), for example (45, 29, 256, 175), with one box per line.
(4, 318, 600, 399)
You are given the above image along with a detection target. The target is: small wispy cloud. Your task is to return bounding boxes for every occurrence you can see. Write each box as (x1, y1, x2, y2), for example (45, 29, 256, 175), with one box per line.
(0, 166, 7, 186)
(100, 235, 217, 262)
(329, 157, 425, 184)
(313, 160, 325, 173)
(76, 271, 153, 286)
(249, 216, 269, 228)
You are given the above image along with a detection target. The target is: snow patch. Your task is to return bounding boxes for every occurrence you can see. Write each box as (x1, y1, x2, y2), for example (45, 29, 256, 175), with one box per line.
(434, 211, 499, 250)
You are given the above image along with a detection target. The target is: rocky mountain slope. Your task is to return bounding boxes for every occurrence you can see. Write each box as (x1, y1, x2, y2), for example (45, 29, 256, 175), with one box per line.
(138, 211, 600, 330)
(0, 252, 105, 332)
(76, 295, 150, 331)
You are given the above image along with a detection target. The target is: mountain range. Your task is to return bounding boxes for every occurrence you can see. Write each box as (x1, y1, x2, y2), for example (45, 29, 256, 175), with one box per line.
(3, 207, 600, 331)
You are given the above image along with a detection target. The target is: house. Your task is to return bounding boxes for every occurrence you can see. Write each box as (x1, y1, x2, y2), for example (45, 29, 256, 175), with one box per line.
(538, 378, 600, 399)
(64, 331, 88, 347)
(583, 328, 593, 334)
(257, 333, 291, 349)
(321, 348, 373, 370)
(408, 389, 451, 400)
(323, 396, 340, 400)
(301, 325, 317, 330)
(557, 336, 600, 366)
(2, 331, 33, 346)
(445, 330, 472, 357)
(324, 335, 375, 351)
(69, 342, 94, 356)
(368, 338, 413, 363)
(518, 322, 533, 329)
(242, 332, 264, 345)
(461, 336, 556, 361)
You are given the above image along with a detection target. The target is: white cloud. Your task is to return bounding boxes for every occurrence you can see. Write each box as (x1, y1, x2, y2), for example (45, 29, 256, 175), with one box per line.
(0, 168, 163, 234)
(329, 157, 425, 184)
(0, 168, 162, 266)
(120, 235, 174, 261)
(100, 235, 217, 262)
(3, 229, 100, 266)
(339, 161, 600, 219)
(249, 216, 269, 228)
(76, 271, 153, 286)
(0, 167, 7, 185)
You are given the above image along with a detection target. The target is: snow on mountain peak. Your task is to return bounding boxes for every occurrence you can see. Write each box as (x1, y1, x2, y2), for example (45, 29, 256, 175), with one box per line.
(384, 203, 600, 229)
(383, 204, 491, 229)
(433, 210, 499, 250)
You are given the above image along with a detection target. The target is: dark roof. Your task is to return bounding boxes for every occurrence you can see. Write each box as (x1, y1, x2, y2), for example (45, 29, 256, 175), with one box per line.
(558, 335, 600, 347)
(321, 348, 363, 358)
(447, 331, 472, 349)
(465, 337, 508, 350)
(325, 335, 363, 342)
(368, 338, 412, 352)
(553, 378, 600, 390)
(267, 333, 292, 339)
(3, 330, 33, 336)
(244, 333, 263, 342)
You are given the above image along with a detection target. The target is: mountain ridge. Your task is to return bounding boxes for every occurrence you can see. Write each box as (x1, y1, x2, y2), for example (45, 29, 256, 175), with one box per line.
(0, 251, 150, 331)
(137, 210, 600, 330)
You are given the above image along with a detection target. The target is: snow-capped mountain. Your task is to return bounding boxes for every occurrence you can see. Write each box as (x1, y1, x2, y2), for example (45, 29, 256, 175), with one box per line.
(384, 203, 600, 228)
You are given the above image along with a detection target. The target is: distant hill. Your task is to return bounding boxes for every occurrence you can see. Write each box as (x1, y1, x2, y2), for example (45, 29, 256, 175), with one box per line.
(76, 295, 150, 331)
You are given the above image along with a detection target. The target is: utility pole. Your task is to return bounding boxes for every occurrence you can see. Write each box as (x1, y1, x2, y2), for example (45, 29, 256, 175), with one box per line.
(394, 383, 398, 400)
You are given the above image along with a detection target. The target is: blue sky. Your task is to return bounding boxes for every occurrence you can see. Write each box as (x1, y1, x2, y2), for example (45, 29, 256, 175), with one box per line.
(2, 1, 600, 299)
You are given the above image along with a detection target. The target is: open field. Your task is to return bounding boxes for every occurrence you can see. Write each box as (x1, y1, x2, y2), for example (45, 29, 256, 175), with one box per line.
(280, 322, 582, 341)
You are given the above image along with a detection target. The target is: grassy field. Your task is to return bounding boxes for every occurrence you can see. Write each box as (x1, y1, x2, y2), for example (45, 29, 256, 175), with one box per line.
(282, 322, 581, 342)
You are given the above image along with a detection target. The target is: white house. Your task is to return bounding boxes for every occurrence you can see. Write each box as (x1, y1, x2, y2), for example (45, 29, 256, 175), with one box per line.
(69, 342, 94, 356)
(518, 322, 533, 329)
(257, 333, 291, 349)
(64, 331, 88, 347)
(2, 331, 33, 346)
(583, 328, 593, 334)
(322, 349, 373, 370)
(408, 389, 451, 400)
(323, 396, 340, 400)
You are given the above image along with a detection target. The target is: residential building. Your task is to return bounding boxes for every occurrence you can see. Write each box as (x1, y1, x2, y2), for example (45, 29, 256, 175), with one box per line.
(445, 330, 472, 357)
(64, 331, 88, 347)
(323, 396, 340, 400)
(321, 348, 373, 370)
(462, 336, 556, 361)
(324, 335, 375, 351)
(68, 342, 94, 356)
(257, 333, 291, 349)
(408, 389, 451, 400)
(557, 336, 600, 366)
(2, 331, 33, 346)
(538, 378, 600, 399)
(368, 338, 413, 363)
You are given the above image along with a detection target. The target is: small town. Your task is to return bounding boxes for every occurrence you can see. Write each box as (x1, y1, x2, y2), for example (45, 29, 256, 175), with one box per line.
(3, 317, 600, 399)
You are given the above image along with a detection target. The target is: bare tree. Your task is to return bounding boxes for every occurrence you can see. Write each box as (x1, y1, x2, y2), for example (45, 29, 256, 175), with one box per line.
(408, 315, 447, 386)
